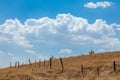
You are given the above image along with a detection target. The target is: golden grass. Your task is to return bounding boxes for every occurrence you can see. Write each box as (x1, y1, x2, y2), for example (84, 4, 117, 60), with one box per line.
(0, 51, 120, 80)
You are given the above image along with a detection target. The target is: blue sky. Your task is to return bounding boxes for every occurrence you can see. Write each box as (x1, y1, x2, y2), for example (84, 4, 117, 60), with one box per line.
(0, 0, 120, 68)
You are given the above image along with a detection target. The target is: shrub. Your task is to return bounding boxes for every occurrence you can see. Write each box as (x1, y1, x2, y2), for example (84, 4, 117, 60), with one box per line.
(89, 50, 95, 56)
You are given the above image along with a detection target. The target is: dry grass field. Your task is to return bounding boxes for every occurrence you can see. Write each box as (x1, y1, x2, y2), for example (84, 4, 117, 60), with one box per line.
(1, 51, 120, 80)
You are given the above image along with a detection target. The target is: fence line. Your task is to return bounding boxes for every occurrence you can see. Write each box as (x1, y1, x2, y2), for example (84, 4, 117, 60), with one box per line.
(10, 58, 119, 78)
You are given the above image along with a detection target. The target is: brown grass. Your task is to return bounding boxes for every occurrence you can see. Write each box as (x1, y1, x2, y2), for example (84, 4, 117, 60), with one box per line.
(0, 51, 120, 80)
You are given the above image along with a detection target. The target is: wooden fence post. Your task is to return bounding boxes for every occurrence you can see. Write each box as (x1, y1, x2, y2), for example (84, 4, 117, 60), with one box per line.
(44, 59, 46, 68)
(39, 59, 41, 67)
(60, 58, 64, 72)
(15, 62, 17, 67)
(28, 59, 31, 66)
(97, 67, 100, 76)
(113, 61, 116, 73)
(81, 65, 84, 78)
(50, 58, 52, 69)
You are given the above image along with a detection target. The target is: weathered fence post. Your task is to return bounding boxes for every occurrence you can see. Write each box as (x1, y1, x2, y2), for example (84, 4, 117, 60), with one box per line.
(44, 59, 46, 68)
(60, 58, 64, 72)
(50, 58, 52, 69)
(15, 62, 17, 67)
(81, 65, 84, 78)
(97, 67, 100, 77)
(113, 61, 116, 73)
(39, 59, 41, 67)
(28, 59, 31, 66)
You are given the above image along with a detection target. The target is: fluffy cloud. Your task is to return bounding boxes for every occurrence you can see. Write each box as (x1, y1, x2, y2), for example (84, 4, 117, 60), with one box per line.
(0, 19, 33, 48)
(0, 19, 26, 48)
(84, 1, 112, 8)
(13, 34, 33, 48)
(0, 36, 9, 42)
(59, 48, 72, 54)
(111, 24, 120, 31)
(0, 13, 120, 52)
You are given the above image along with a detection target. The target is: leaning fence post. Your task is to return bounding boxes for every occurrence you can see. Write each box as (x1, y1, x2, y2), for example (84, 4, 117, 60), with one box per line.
(28, 59, 31, 66)
(113, 61, 116, 73)
(81, 65, 84, 78)
(97, 67, 100, 77)
(60, 58, 64, 72)
(50, 58, 52, 69)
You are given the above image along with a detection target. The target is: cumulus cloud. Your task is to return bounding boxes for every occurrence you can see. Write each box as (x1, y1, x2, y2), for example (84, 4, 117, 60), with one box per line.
(84, 1, 112, 8)
(0, 13, 120, 52)
(59, 48, 72, 54)
(13, 34, 33, 48)
(111, 23, 120, 31)
(0, 36, 9, 42)
(0, 19, 33, 48)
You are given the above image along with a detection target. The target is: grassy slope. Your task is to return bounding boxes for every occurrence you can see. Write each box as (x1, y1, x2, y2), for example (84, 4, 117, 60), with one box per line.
(0, 51, 120, 80)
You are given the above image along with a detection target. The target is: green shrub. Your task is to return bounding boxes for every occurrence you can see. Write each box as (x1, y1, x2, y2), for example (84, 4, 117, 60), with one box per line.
(89, 50, 95, 56)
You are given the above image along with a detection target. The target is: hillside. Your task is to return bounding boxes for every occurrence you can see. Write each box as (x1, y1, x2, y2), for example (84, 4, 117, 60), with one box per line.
(0, 51, 120, 80)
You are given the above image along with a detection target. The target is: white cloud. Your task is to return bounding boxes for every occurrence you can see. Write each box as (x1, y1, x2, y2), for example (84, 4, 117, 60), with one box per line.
(84, 2, 97, 8)
(59, 48, 72, 54)
(0, 19, 33, 48)
(84, 1, 112, 8)
(0, 36, 9, 42)
(111, 23, 120, 31)
(13, 34, 33, 48)
(0, 13, 120, 52)
(26, 49, 36, 54)
(86, 19, 115, 36)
